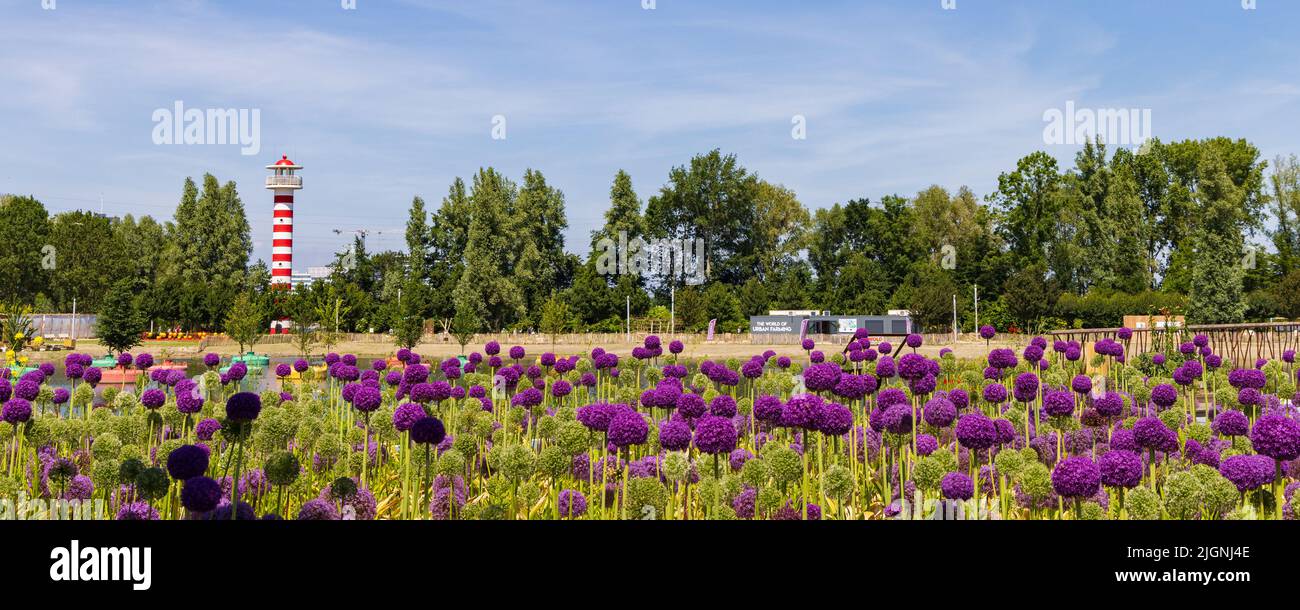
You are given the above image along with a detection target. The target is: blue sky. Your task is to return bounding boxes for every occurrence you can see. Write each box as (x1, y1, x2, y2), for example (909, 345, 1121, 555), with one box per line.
(2, 0, 1297, 268)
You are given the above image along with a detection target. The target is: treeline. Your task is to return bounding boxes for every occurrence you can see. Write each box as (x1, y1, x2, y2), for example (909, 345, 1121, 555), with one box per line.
(3, 137, 1299, 337)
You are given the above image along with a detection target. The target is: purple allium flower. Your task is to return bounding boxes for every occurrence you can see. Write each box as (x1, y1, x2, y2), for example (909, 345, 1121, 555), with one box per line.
(117, 502, 159, 521)
(82, 367, 102, 386)
(658, 420, 692, 451)
(51, 387, 70, 405)
(1212, 410, 1250, 437)
(181, 476, 222, 513)
(881, 403, 913, 435)
(729, 448, 753, 471)
(1219, 454, 1275, 492)
(1150, 384, 1178, 409)
(392, 403, 425, 432)
(694, 415, 738, 455)
(1116, 327, 1133, 341)
(676, 393, 706, 419)
(410, 417, 447, 445)
(140, 388, 166, 410)
(166, 444, 209, 480)
(558, 489, 587, 518)
(818, 402, 854, 436)
(1012, 372, 1039, 403)
(1098, 450, 1143, 489)
(195, 418, 221, 441)
(923, 396, 957, 428)
(905, 333, 923, 349)
(979, 325, 996, 340)
(1132, 417, 1170, 450)
(916, 433, 938, 456)
(297, 498, 339, 520)
(608, 409, 649, 447)
(1042, 390, 1075, 418)
(941, 472, 974, 500)
(1250, 414, 1300, 461)
(955, 413, 996, 450)
(706, 395, 737, 418)
(274, 363, 291, 378)
(2, 398, 32, 425)
(982, 383, 1008, 405)
(1051, 456, 1101, 498)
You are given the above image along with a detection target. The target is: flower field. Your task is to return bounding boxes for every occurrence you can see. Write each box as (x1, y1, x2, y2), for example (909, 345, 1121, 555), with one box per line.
(1, 329, 1297, 521)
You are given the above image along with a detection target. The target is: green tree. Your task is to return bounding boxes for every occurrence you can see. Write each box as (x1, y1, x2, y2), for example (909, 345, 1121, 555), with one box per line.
(96, 280, 146, 354)
(450, 299, 481, 355)
(645, 150, 759, 285)
(0, 195, 51, 305)
(538, 294, 572, 346)
(453, 168, 525, 329)
(1001, 263, 1059, 333)
(1186, 151, 1249, 324)
(224, 291, 266, 354)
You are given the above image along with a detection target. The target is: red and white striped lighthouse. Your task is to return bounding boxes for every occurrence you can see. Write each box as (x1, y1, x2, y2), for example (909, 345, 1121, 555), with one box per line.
(265, 155, 302, 289)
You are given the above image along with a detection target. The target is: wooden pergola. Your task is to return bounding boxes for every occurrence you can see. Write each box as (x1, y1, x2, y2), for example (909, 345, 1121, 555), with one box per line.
(1050, 321, 1300, 366)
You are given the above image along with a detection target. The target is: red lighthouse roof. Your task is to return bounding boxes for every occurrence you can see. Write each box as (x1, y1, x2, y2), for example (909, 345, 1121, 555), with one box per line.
(273, 155, 296, 166)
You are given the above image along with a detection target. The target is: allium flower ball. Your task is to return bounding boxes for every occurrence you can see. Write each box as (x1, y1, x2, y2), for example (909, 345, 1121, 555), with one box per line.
(1116, 327, 1133, 340)
(676, 393, 706, 419)
(558, 489, 588, 518)
(882, 403, 913, 435)
(52, 388, 70, 405)
(275, 363, 291, 378)
(1150, 384, 1178, 409)
(1098, 450, 1143, 489)
(140, 388, 166, 410)
(1212, 410, 1250, 437)
(180, 476, 222, 513)
(709, 395, 738, 418)
(669, 340, 684, 354)
(297, 498, 339, 521)
(608, 409, 649, 447)
(1094, 391, 1123, 417)
(1070, 375, 1092, 395)
(801, 338, 815, 351)
(508, 345, 525, 361)
(916, 433, 938, 456)
(983, 383, 1008, 404)
(1042, 390, 1074, 418)
(1250, 415, 1300, 461)
(1012, 372, 1039, 402)
(941, 472, 974, 500)
(83, 367, 102, 386)
(166, 444, 210, 480)
(410, 417, 447, 445)
(694, 415, 738, 455)
(955, 413, 996, 450)
(1051, 456, 1101, 498)
(818, 402, 854, 436)
(905, 333, 923, 349)
(350, 386, 382, 413)
(1219, 454, 1275, 492)
(923, 397, 957, 428)
(978, 325, 996, 340)
(1133, 417, 1170, 450)
(2, 398, 32, 425)
(658, 420, 692, 451)
(224, 392, 261, 422)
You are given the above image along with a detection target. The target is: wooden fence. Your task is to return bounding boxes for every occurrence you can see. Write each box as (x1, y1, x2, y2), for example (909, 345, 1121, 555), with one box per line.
(1050, 321, 1300, 365)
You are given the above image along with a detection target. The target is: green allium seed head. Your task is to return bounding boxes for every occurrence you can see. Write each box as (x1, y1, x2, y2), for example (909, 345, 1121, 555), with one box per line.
(1162, 471, 1203, 518)
(538, 445, 569, 479)
(934, 448, 959, 472)
(555, 405, 577, 422)
(767, 446, 803, 485)
(537, 415, 558, 441)
(134, 467, 169, 501)
(316, 433, 345, 460)
(823, 464, 853, 498)
(1019, 462, 1052, 501)
(737, 397, 753, 416)
(756, 486, 784, 514)
(36, 384, 53, 405)
(663, 451, 690, 482)
(556, 420, 588, 456)
(452, 434, 478, 458)
(155, 438, 182, 466)
(347, 452, 365, 472)
(264, 451, 301, 487)
(486, 475, 512, 502)
(1185, 422, 1211, 445)
(1192, 464, 1239, 518)
(1225, 504, 1258, 521)
(1079, 502, 1106, 520)
(993, 448, 1024, 480)
(118, 444, 145, 463)
(912, 457, 945, 491)
(625, 477, 668, 519)
(1125, 486, 1161, 520)
(500, 444, 536, 482)
(437, 448, 467, 479)
(1214, 387, 1237, 409)
(91, 458, 120, 489)
(740, 458, 769, 489)
(1132, 384, 1152, 404)
(23, 416, 53, 446)
(711, 505, 738, 520)
(698, 477, 723, 508)
(1158, 408, 1184, 432)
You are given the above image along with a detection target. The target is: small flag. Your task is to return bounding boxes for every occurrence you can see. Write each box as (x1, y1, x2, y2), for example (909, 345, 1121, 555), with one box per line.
(799, 318, 809, 342)
(707, 319, 717, 341)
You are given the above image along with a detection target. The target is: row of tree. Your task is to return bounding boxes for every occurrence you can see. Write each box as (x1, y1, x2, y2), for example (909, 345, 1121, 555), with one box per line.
(3, 136, 1299, 341)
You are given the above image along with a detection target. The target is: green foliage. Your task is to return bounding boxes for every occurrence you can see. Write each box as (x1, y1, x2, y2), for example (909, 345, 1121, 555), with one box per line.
(96, 280, 146, 354)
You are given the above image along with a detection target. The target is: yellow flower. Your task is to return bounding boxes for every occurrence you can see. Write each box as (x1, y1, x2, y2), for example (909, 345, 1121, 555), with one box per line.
(13, 333, 23, 340)
(18, 356, 27, 364)
(32, 336, 44, 346)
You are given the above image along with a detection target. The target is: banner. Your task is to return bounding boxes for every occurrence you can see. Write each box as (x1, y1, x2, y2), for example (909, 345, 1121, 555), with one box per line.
(799, 318, 809, 341)
(707, 319, 717, 341)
